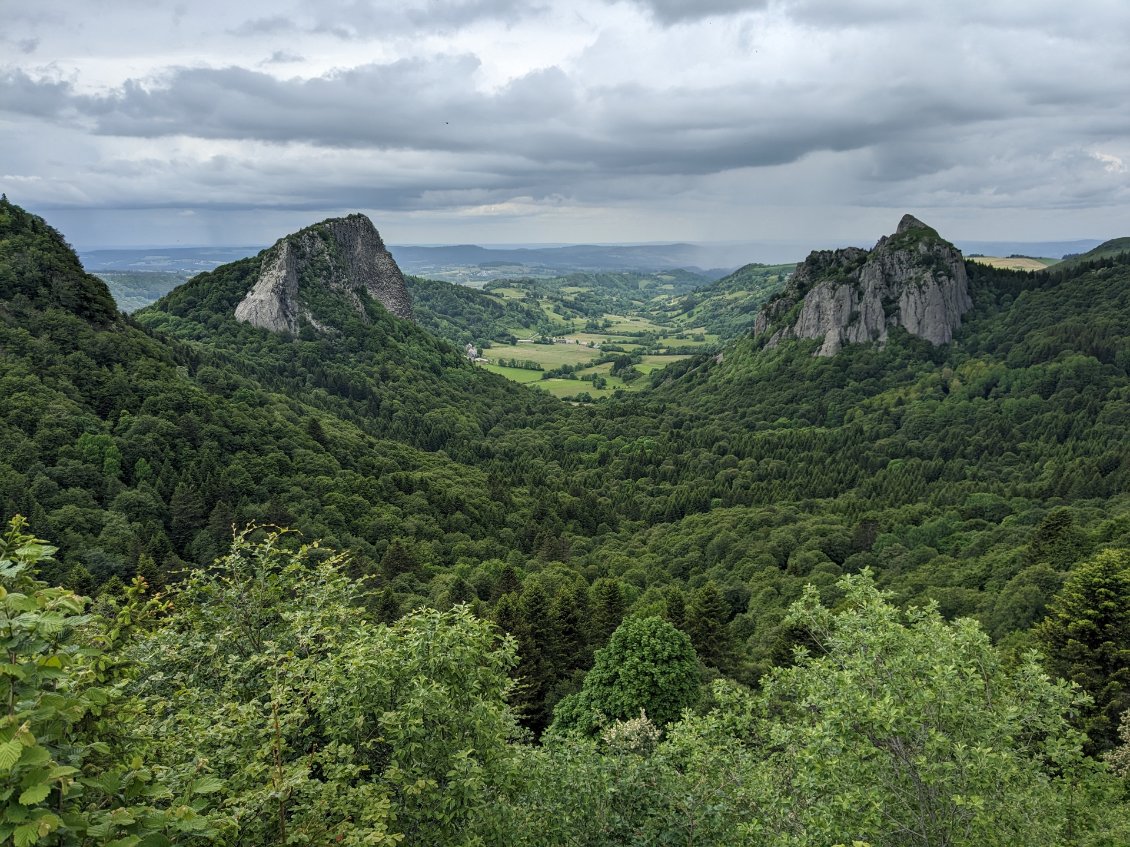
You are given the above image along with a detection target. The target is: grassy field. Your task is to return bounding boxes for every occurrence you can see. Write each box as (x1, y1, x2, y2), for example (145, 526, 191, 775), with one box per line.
(472, 276, 707, 399)
(602, 314, 666, 332)
(480, 363, 545, 383)
(636, 354, 691, 373)
(655, 332, 719, 348)
(489, 287, 529, 299)
(480, 349, 692, 401)
(969, 256, 1059, 271)
(488, 341, 602, 367)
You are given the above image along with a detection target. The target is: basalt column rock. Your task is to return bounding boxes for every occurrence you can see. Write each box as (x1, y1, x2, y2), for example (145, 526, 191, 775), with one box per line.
(753, 214, 972, 356)
(235, 214, 413, 334)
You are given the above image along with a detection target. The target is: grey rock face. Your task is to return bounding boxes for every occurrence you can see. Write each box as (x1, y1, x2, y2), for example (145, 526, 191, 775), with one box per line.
(235, 214, 413, 334)
(755, 215, 971, 357)
(234, 238, 302, 334)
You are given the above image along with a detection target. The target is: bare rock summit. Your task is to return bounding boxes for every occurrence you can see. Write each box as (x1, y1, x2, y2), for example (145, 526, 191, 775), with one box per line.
(753, 215, 972, 356)
(235, 214, 413, 334)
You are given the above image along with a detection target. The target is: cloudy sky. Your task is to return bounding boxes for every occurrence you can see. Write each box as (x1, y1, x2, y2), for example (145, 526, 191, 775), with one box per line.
(2, 0, 1129, 250)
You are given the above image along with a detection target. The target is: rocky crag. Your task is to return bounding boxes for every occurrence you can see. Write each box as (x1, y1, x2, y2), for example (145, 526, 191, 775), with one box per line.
(754, 214, 972, 356)
(235, 214, 413, 334)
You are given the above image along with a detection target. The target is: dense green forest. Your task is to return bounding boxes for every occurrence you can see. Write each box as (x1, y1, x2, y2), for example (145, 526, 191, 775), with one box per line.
(406, 274, 547, 347)
(659, 261, 793, 340)
(2, 195, 1129, 844)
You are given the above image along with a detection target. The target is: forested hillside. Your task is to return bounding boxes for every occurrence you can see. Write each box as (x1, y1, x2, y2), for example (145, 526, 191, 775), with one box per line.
(663, 261, 792, 340)
(2, 196, 1129, 844)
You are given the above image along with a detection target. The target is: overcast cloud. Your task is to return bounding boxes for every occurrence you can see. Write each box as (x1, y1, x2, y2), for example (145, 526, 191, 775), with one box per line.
(1, 0, 1128, 248)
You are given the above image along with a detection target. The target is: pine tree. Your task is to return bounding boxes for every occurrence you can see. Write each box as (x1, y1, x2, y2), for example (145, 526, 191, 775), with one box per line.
(1027, 507, 1092, 569)
(372, 587, 401, 625)
(493, 563, 522, 599)
(519, 583, 559, 733)
(1035, 548, 1130, 752)
(589, 578, 626, 646)
(665, 587, 686, 630)
(686, 580, 732, 669)
(443, 576, 474, 607)
(169, 481, 205, 551)
(550, 591, 586, 672)
(380, 539, 417, 580)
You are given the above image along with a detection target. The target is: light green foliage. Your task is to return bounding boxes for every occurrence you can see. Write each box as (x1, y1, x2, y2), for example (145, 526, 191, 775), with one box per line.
(667, 572, 1103, 847)
(130, 527, 519, 846)
(0, 516, 216, 845)
(550, 615, 700, 736)
(1107, 708, 1130, 777)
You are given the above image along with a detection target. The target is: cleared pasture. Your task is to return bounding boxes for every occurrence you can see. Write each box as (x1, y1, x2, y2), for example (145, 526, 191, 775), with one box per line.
(486, 341, 602, 368)
(969, 256, 1058, 271)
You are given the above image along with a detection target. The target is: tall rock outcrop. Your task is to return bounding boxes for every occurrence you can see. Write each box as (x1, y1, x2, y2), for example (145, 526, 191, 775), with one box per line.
(235, 214, 413, 334)
(753, 214, 972, 356)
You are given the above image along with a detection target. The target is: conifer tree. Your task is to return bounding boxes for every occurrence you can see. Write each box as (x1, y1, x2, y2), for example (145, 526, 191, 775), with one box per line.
(380, 538, 416, 580)
(1036, 548, 1130, 752)
(372, 587, 401, 625)
(686, 580, 732, 669)
(665, 587, 686, 630)
(590, 577, 626, 645)
(443, 575, 474, 607)
(550, 590, 586, 673)
(519, 583, 559, 732)
(493, 563, 522, 599)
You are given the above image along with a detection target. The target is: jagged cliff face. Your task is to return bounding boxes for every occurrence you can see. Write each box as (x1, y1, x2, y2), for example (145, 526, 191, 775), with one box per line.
(235, 214, 413, 334)
(753, 215, 972, 356)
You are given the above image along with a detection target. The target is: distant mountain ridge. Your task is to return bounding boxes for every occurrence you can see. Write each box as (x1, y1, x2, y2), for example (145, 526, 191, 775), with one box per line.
(77, 242, 744, 281)
(955, 238, 1104, 258)
(1056, 236, 1130, 270)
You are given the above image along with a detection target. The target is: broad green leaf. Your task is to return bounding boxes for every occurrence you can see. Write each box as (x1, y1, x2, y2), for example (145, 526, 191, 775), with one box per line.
(18, 783, 51, 805)
(14, 543, 56, 561)
(4, 594, 38, 613)
(17, 746, 49, 767)
(189, 775, 224, 794)
(12, 822, 39, 847)
(0, 739, 23, 771)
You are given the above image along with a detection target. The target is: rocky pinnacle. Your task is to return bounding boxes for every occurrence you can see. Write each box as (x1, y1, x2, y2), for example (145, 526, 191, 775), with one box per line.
(753, 215, 972, 357)
(235, 214, 413, 334)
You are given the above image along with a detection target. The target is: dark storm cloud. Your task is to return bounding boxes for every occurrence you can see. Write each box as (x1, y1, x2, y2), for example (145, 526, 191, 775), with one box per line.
(627, 0, 768, 24)
(0, 57, 1013, 183)
(231, 15, 298, 36)
(0, 70, 74, 118)
(262, 51, 305, 64)
(232, 0, 544, 39)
